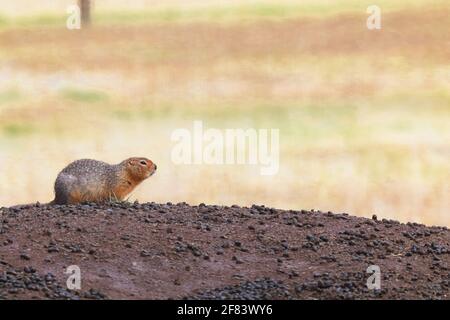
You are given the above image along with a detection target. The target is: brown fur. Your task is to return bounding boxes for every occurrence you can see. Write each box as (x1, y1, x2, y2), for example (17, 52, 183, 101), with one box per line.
(51, 157, 157, 205)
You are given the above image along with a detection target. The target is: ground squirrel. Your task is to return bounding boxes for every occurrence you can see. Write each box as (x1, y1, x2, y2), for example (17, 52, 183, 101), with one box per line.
(51, 157, 157, 205)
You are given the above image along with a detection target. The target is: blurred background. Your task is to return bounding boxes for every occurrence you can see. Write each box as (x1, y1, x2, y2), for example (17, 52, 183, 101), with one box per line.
(0, 0, 448, 226)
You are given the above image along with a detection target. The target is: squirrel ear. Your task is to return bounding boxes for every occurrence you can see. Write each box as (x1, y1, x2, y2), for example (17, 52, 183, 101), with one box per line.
(128, 160, 134, 165)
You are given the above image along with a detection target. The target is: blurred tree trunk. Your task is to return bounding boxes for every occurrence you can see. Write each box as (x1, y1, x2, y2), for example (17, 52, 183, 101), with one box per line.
(79, 0, 91, 27)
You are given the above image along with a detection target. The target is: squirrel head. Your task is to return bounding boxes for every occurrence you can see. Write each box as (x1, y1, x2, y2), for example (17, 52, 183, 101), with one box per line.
(123, 157, 157, 182)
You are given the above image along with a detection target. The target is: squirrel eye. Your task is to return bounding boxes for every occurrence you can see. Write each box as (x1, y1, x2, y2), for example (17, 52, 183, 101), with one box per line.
(139, 160, 147, 166)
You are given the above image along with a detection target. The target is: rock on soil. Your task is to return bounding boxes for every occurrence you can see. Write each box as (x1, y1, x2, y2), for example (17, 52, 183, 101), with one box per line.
(0, 202, 449, 299)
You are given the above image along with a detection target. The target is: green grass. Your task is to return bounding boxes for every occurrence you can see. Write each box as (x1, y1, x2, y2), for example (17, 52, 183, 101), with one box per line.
(105, 92, 449, 148)
(2, 123, 35, 137)
(0, 89, 22, 105)
(0, 15, 9, 27)
(1, 0, 448, 29)
(60, 88, 109, 103)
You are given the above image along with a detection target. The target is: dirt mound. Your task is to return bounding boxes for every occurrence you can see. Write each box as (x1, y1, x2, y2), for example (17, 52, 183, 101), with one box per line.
(0, 202, 448, 299)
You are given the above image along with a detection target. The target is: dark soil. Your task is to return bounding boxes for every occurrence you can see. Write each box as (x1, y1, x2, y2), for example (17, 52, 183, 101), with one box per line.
(0, 202, 448, 299)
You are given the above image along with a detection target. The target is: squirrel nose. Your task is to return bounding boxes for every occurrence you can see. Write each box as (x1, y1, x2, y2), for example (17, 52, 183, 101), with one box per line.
(154, 164, 157, 170)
